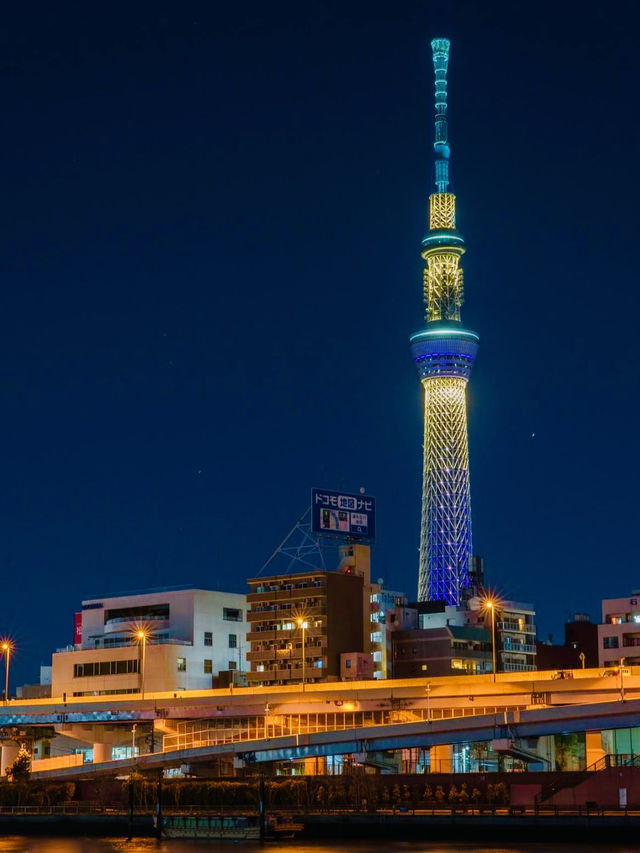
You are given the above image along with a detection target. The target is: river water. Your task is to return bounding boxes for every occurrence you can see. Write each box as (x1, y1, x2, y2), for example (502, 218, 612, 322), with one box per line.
(0, 842, 637, 853)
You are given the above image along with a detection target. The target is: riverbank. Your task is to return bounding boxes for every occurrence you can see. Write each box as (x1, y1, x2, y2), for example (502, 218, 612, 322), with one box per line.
(1, 810, 640, 842)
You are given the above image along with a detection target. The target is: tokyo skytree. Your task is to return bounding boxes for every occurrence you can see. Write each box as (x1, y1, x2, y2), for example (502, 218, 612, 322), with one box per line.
(410, 39, 479, 604)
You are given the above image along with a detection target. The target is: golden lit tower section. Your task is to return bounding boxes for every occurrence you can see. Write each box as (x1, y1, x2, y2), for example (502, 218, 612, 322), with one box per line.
(410, 38, 479, 604)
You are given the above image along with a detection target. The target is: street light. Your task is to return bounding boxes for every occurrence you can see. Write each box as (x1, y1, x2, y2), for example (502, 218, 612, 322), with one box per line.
(296, 617, 308, 689)
(482, 600, 497, 682)
(136, 629, 148, 699)
(1, 642, 13, 704)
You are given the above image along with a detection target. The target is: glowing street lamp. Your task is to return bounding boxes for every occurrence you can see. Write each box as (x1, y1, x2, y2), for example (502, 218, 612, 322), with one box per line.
(296, 617, 308, 689)
(1, 641, 13, 704)
(135, 629, 149, 699)
(482, 600, 497, 682)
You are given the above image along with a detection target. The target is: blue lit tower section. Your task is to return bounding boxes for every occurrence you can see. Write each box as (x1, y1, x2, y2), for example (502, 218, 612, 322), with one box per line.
(410, 39, 479, 604)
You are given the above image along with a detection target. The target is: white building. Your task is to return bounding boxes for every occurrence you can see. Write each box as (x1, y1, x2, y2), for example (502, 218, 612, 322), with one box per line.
(51, 585, 248, 698)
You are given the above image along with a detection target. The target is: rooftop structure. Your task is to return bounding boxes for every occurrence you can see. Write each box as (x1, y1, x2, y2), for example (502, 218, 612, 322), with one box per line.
(411, 38, 478, 604)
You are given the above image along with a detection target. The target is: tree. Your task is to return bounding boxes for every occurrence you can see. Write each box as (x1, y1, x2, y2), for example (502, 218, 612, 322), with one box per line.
(6, 747, 31, 782)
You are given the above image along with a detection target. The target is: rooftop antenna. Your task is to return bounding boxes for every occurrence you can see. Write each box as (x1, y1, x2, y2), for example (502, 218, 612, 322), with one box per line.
(431, 37, 451, 193)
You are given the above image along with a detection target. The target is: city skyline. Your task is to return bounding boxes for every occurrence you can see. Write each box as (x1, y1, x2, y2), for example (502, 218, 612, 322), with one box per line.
(0, 2, 639, 684)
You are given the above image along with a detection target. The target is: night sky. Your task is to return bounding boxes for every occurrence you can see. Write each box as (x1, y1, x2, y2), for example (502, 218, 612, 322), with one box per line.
(1, 1, 639, 685)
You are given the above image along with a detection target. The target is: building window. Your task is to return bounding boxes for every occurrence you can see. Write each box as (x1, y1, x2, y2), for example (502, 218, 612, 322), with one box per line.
(223, 608, 243, 622)
(204, 659, 212, 674)
(228, 634, 237, 649)
(421, 664, 428, 671)
(345, 660, 352, 669)
(73, 660, 138, 678)
(603, 636, 619, 649)
(177, 657, 186, 672)
(204, 632, 213, 646)
(257, 664, 264, 672)
(228, 661, 237, 670)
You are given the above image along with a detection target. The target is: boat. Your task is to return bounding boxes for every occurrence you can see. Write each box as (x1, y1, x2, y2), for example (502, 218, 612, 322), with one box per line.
(160, 813, 303, 840)
(162, 815, 261, 840)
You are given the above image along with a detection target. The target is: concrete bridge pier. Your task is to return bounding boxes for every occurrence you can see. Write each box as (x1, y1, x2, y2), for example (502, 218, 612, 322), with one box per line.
(430, 744, 453, 773)
(1, 743, 20, 776)
(586, 731, 606, 767)
(92, 742, 112, 763)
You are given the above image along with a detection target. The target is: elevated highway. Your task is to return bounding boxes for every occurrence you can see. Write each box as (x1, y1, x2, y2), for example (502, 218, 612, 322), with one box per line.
(30, 695, 640, 781)
(3, 666, 636, 727)
(1, 667, 636, 778)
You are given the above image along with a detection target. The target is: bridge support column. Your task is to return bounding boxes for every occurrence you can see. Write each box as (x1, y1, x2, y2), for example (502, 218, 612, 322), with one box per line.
(430, 744, 453, 773)
(93, 742, 112, 763)
(586, 732, 605, 767)
(1, 744, 20, 776)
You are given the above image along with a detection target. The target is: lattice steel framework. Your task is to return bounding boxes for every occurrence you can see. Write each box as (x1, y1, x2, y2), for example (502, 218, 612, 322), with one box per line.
(419, 376, 472, 603)
(410, 38, 479, 604)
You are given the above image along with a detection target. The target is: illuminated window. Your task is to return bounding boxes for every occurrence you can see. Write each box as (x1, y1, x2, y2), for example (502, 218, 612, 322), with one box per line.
(177, 657, 186, 672)
(451, 659, 464, 670)
(421, 664, 428, 671)
(203, 659, 212, 674)
(257, 664, 264, 672)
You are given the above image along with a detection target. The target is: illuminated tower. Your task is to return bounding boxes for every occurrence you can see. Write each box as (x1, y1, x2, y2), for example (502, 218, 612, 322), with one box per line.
(410, 39, 479, 604)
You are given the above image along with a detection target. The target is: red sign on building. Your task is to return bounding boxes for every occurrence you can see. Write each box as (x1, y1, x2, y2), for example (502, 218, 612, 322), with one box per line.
(74, 612, 82, 646)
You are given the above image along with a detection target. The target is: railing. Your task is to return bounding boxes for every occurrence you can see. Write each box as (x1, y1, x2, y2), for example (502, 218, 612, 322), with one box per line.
(162, 702, 529, 753)
(503, 643, 536, 654)
(535, 753, 640, 804)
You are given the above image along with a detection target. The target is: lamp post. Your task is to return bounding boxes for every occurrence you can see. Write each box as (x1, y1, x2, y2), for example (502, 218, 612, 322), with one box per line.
(1, 642, 12, 704)
(296, 618, 308, 690)
(484, 601, 497, 682)
(136, 630, 148, 699)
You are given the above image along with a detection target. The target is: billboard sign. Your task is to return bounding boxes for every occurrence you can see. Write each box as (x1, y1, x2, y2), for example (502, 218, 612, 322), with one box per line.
(311, 488, 376, 541)
(74, 612, 82, 646)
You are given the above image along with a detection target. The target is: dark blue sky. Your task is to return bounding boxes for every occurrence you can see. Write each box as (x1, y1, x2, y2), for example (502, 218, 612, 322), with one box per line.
(1, 1, 639, 683)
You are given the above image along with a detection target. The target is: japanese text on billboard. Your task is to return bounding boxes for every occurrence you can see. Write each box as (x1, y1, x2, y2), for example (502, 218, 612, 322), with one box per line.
(311, 489, 376, 541)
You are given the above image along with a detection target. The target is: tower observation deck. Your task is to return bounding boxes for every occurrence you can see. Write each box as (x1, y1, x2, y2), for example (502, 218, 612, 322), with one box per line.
(411, 39, 478, 605)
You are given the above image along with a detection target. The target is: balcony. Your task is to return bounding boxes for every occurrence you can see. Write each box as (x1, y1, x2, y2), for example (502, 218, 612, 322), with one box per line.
(247, 585, 326, 604)
(247, 605, 325, 622)
(499, 620, 536, 634)
(502, 663, 536, 672)
(503, 642, 536, 654)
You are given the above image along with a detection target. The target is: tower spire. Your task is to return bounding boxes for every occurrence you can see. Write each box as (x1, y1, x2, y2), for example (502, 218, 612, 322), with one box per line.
(410, 38, 479, 605)
(431, 38, 451, 193)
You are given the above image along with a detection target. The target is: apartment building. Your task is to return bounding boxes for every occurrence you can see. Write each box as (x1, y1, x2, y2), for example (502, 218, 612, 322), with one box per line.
(246, 546, 373, 685)
(598, 593, 640, 667)
(466, 598, 537, 672)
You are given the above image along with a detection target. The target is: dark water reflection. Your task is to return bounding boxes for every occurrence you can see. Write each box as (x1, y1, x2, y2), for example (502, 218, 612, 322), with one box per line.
(0, 842, 637, 853)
